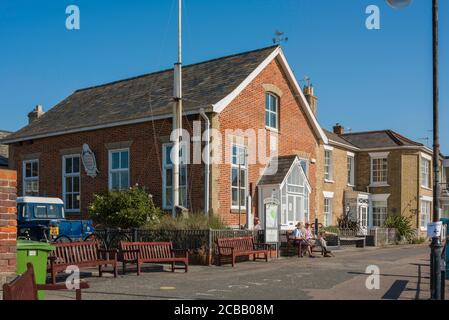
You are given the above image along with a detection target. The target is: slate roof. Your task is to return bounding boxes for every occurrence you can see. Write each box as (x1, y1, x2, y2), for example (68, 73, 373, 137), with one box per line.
(341, 130, 424, 149)
(0, 131, 10, 167)
(323, 129, 356, 149)
(258, 155, 298, 186)
(4, 46, 279, 143)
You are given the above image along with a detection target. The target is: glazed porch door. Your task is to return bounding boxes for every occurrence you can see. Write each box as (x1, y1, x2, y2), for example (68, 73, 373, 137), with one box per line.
(358, 206, 368, 235)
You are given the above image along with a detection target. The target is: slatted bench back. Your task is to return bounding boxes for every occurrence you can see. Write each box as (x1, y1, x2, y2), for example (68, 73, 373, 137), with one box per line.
(120, 242, 174, 261)
(50, 241, 100, 265)
(217, 237, 254, 254)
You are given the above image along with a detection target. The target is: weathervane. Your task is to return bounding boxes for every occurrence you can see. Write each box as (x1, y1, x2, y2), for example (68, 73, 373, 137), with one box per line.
(272, 30, 288, 45)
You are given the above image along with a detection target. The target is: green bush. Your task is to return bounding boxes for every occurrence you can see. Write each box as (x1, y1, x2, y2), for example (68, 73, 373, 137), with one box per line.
(150, 212, 228, 230)
(383, 215, 416, 242)
(411, 237, 428, 245)
(88, 186, 162, 229)
(321, 225, 340, 235)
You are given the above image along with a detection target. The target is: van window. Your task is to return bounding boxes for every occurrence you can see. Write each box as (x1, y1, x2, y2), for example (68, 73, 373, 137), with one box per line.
(33, 204, 63, 219)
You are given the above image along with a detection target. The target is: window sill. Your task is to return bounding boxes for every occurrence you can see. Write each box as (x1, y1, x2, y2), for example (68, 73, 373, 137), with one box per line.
(65, 210, 81, 214)
(347, 184, 355, 188)
(369, 183, 390, 188)
(421, 186, 432, 191)
(324, 179, 334, 184)
(265, 126, 279, 134)
(231, 208, 247, 214)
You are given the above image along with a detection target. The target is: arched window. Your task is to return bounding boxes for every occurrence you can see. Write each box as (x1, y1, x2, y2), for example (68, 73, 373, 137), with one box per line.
(265, 93, 278, 130)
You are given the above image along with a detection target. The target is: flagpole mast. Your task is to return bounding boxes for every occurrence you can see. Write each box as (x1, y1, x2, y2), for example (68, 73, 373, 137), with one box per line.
(172, 0, 182, 217)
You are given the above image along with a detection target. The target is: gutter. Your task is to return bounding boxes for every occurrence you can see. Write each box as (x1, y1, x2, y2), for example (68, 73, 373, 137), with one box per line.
(199, 108, 210, 215)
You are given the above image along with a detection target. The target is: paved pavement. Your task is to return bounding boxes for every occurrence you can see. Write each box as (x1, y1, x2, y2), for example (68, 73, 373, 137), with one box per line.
(45, 244, 449, 300)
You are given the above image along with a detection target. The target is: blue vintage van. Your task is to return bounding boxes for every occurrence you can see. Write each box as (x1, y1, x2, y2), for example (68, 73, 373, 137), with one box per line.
(17, 197, 94, 242)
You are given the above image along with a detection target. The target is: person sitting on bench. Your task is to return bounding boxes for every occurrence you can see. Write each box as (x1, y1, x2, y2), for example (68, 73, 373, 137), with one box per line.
(304, 223, 334, 258)
(292, 222, 315, 258)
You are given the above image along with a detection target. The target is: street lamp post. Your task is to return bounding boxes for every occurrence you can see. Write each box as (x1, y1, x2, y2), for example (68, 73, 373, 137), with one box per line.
(430, 0, 443, 300)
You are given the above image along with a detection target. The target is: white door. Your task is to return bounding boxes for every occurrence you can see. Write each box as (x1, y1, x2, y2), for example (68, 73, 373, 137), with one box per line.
(359, 206, 368, 235)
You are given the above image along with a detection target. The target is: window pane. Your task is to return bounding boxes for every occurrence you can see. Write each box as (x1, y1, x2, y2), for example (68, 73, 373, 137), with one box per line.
(65, 157, 73, 174)
(165, 187, 172, 207)
(120, 172, 129, 189)
(66, 194, 73, 210)
(111, 172, 120, 189)
(73, 157, 80, 173)
(240, 170, 246, 188)
(112, 152, 120, 170)
(73, 194, 80, 210)
(180, 187, 187, 207)
(165, 146, 173, 166)
(240, 189, 246, 207)
(180, 167, 187, 186)
(25, 163, 32, 178)
(270, 113, 276, 128)
(32, 162, 38, 177)
(265, 111, 270, 127)
(73, 176, 80, 192)
(232, 188, 238, 206)
(66, 177, 72, 192)
(231, 168, 238, 187)
(121, 151, 129, 169)
(166, 168, 173, 187)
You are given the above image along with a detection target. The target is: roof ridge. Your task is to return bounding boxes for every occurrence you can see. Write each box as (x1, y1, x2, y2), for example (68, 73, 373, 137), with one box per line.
(75, 45, 280, 93)
(341, 129, 389, 136)
(387, 130, 423, 146)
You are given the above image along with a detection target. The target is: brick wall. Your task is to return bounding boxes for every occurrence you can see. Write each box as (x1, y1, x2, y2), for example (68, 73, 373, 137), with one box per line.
(0, 169, 17, 287)
(216, 59, 320, 225)
(9, 58, 321, 226)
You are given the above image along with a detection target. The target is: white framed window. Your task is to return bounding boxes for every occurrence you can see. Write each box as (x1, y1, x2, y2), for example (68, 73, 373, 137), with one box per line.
(421, 157, 431, 188)
(62, 155, 81, 212)
(347, 155, 355, 186)
(324, 197, 333, 227)
(108, 149, 130, 191)
(371, 155, 388, 185)
(231, 144, 247, 210)
(420, 200, 432, 229)
(298, 158, 309, 177)
(324, 149, 333, 181)
(265, 93, 279, 130)
(23, 159, 39, 196)
(372, 201, 387, 227)
(162, 143, 188, 209)
(280, 162, 310, 226)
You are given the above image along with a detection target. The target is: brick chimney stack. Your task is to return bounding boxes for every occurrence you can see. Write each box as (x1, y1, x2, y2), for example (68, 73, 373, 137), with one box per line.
(333, 123, 344, 135)
(303, 85, 317, 116)
(28, 105, 45, 124)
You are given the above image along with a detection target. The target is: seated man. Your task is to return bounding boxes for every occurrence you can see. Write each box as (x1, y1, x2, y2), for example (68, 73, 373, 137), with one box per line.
(291, 222, 315, 258)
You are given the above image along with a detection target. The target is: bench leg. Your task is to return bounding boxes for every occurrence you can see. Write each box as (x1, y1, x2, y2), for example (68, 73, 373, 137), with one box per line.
(51, 270, 56, 285)
(98, 265, 103, 278)
(265, 252, 268, 262)
(113, 263, 117, 278)
(76, 289, 82, 301)
(171, 262, 175, 272)
(253, 253, 256, 261)
(137, 262, 141, 276)
(218, 255, 221, 266)
(232, 254, 235, 267)
(184, 262, 188, 273)
(122, 262, 126, 275)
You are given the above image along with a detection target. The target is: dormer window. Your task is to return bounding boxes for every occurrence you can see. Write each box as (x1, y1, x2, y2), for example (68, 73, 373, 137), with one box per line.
(265, 93, 278, 130)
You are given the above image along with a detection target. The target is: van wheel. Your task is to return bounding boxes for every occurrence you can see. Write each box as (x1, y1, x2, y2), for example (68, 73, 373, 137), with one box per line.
(53, 235, 72, 243)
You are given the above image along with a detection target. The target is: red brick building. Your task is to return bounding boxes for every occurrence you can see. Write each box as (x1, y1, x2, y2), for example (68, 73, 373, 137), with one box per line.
(3, 46, 328, 228)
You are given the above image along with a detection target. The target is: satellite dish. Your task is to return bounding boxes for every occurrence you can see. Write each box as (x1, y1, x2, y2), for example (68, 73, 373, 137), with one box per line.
(386, 0, 412, 9)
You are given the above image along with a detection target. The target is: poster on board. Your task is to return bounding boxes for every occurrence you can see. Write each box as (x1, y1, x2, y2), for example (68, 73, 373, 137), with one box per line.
(264, 197, 280, 243)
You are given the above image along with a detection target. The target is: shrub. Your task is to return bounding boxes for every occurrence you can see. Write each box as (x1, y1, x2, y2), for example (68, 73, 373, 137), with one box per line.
(321, 225, 340, 235)
(337, 214, 360, 232)
(383, 215, 416, 242)
(88, 186, 162, 229)
(150, 212, 228, 230)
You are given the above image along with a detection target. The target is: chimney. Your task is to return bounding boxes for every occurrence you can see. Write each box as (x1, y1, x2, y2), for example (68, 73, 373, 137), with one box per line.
(333, 123, 344, 135)
(303, 85, 317, 116)
(28, 105, 45, 124)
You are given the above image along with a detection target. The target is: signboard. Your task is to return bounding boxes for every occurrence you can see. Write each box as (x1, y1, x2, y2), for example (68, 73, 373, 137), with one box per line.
(264, 197, 280, 243)
(81, 144, 99, 178)
(427, 221, 443, 238)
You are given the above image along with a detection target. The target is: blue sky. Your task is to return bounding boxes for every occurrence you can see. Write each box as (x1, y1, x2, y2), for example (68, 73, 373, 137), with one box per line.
(0, 0, 448, 153)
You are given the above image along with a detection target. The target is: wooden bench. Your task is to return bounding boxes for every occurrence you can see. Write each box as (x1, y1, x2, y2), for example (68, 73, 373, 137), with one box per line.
(339, 237, 366, 248)
(216, 237, 270, 267)
(3, 263, 89, 300)
(285, 232, 320, 257)
(119, 241, 189, 275)
(48, 241, 118, 284)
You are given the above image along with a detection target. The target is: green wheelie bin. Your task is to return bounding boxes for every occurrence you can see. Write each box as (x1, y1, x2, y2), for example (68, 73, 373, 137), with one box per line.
(16, 240, 55, 300)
